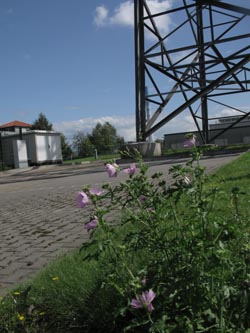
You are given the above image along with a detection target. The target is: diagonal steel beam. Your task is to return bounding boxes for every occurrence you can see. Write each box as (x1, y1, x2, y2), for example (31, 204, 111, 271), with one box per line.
(145, 55, 250, 137)
(198, 0, 250, 16)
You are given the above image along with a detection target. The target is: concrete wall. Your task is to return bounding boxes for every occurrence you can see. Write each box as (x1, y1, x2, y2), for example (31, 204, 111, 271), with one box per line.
(34, 133, 62, 164)
(12, 140, 28, 168)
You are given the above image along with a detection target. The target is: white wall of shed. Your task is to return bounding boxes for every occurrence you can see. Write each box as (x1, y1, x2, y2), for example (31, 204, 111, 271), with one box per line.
(35, 134, 62, 163)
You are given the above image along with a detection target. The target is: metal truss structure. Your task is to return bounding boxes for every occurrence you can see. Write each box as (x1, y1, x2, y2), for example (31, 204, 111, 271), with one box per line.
(134, 0, 250, 143)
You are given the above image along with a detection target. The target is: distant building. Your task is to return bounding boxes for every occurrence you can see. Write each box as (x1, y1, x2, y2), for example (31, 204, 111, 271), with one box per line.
(209, 115, 250, 130)
(0, 120, 32, 133)
(164, 115, 250, 149)
(0, 120, 62, 168)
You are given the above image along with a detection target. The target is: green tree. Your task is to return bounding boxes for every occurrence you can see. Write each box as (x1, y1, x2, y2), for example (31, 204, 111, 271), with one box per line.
(60, 134, 72, 160)
(31, 113, 53, 131)
(72, 131, 94, 157)
(90, 122, 125, 154)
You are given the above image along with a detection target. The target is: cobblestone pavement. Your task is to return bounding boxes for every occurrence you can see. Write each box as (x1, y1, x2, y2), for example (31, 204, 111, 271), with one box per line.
(0, 154, 240, 295)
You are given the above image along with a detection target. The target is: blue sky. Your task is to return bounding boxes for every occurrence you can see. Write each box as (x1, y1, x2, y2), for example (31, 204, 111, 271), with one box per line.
(0, 0, 249, 142)
(0, 0, 136, 140)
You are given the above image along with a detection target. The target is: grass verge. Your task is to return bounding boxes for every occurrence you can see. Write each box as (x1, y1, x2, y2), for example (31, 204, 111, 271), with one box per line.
(63, 153, 120, 164)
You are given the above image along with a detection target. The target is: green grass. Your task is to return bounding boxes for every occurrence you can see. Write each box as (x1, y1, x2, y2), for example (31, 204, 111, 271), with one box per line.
(0, 252, 102, 332)
(209, 152, 250, 220)
(0, 152, 250, 332)
(63, 153, 120, 164)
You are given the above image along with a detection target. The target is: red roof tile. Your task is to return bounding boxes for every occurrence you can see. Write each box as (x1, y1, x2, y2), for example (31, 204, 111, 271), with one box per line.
(0, 120, 32, 129)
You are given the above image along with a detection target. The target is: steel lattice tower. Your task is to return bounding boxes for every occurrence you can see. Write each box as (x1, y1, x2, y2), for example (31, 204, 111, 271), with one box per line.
(134, 0, 250, 143)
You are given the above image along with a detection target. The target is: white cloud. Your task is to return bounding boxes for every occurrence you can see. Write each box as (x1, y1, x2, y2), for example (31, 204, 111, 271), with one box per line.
(109, 1, 134, 26)
(219, 108, 243, 117)
(145, 0, 172, 36)
(94, 5, 109, 27)
(162, 113, 199, 135)
(213, 106, 250, 119)
(53, 111, 204, 143)
(93, 1, 172, 37)
(63, 105, 249, 143)
(53, 115, 136, 142)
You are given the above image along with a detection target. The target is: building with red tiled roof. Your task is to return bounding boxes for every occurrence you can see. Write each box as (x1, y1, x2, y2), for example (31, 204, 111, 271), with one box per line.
(0, 120, 62, 168)
(0, 120, 32, 132)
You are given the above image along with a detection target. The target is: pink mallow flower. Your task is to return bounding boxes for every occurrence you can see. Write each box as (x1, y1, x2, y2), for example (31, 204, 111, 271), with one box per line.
(131, 289, 156, 312)
(84, 216, 98, 230)
(183, 134, 196, 148)
(123, 163, 136, 176)
(76, 191, 88, 208)
(106, 163, 119, 177)
(89, 187, 103, 196)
